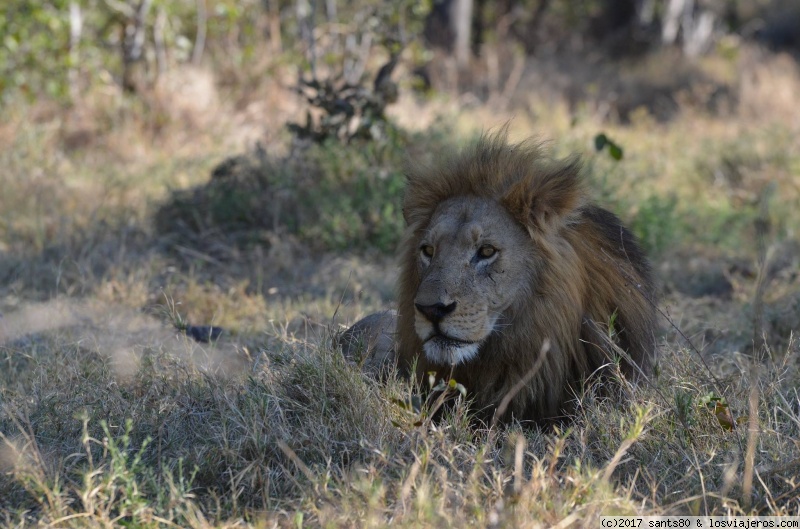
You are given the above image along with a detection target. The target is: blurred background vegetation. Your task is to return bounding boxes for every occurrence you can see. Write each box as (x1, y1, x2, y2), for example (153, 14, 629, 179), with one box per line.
(3, 0, 799, 99)
(3, 0, 799, 104)
(5, 0, 799, 248)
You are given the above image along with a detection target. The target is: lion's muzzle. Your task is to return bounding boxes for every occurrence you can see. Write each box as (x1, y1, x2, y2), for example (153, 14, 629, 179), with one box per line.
(414, 301, 456, 324)
(413, 300, 485, 365)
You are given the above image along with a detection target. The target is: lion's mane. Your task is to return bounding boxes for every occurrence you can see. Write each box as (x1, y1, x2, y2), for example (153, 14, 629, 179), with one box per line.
(396, 131, 657, 423)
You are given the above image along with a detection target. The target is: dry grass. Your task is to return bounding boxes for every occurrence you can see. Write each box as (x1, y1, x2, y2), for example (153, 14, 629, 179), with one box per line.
(1, 315, 798, 526)
(2, 43, 800, 526)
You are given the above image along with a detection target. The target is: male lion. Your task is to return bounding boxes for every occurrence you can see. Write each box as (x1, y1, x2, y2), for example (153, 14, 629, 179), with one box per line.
(341, 131, 656, 423)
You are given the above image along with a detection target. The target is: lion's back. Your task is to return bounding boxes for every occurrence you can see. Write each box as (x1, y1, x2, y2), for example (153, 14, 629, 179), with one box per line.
(572, 204, 657, 377)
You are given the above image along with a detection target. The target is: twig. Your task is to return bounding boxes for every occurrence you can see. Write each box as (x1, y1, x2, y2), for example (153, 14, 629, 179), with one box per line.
(154, 7, 167, 75)
(742, 364, 760, 511)
(752, 182, 775, 358)
(498, 49, 525, 110)
(192, 0, 207, 65)
(491, 340, 550, 429)
(277, 440, 316, 483)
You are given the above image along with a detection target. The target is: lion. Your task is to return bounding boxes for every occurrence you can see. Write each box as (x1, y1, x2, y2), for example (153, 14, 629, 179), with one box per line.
(341, 130, 657, 423)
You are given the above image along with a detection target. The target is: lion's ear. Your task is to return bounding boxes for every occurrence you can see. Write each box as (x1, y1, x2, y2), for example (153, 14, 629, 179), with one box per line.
(502, 159, 584, 234)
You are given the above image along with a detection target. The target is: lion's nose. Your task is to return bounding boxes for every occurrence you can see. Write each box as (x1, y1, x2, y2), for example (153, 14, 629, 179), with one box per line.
(414, 302, 457, 324)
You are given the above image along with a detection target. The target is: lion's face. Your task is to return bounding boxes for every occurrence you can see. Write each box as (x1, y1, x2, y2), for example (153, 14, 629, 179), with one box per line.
(413, 196, 534, 366)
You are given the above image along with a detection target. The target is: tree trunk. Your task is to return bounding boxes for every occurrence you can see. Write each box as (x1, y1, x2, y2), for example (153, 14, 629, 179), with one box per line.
(451, 0, 473, 67)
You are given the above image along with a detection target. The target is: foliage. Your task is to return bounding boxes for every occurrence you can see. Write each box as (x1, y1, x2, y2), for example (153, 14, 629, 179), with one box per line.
(0, 0, 270, 104)
(4, 0, 799, 107)
(594, 132, 624, 161)
(155, 128, 449, 253)
(286, 0, 429, 143)
(1, 0, 75, 101)
(629, 193, 680, 256)
(287, 73, 399, 143)
(0, 0, 430, 106)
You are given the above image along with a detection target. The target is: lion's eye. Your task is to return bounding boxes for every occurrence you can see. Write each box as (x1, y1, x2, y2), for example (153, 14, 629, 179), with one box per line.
(477, 245, 497, 259)
(420, 244, 434, 258)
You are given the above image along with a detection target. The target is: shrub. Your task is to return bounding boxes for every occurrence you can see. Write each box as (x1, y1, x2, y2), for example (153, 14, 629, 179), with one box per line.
(155, 128, 451, 254)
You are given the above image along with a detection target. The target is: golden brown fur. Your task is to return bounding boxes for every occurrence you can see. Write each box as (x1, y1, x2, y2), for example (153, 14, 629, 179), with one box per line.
(395, 130, 657, 423)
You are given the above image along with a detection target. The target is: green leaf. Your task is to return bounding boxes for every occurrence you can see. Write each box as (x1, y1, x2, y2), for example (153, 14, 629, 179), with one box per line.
(608, 143, 624, 160)
(594, 133, 608, 151)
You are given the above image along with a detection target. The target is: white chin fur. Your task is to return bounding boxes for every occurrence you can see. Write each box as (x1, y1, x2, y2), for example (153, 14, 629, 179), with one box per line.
(423, 340, 480, 366)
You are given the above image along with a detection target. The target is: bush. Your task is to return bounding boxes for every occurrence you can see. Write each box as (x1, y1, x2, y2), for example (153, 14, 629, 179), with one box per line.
(155, 128, 451, 254)
(628, 193, 681, 256)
